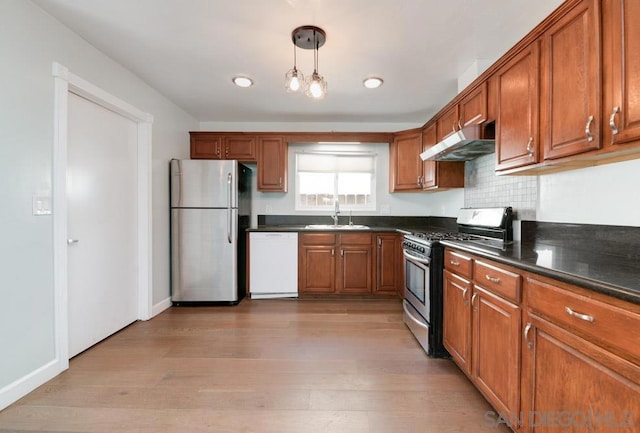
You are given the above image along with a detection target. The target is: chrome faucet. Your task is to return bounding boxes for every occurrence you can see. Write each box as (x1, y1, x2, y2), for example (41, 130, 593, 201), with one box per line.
(331, 198, 340, 226)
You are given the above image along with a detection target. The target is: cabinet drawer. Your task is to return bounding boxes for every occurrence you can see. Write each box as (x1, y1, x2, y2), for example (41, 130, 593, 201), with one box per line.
(300, 233, 336, 246)
(339, 233, 372, 245)
(444, 249, 472, 279)
(527, 277, 640, 363)
(473, 260, 521, 303)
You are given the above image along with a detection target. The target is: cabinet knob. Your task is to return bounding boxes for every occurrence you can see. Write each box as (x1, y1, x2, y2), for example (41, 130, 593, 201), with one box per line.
(462, 287, 469, 305)
(485, 274, 501, 284)
(609, 106, 620, 135)
(585, 115, 594, 142)
(471, 293, 478, 308)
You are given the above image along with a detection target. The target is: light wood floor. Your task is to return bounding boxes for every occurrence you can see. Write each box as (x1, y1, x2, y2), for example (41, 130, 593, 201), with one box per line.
(0, 299, 508, 433)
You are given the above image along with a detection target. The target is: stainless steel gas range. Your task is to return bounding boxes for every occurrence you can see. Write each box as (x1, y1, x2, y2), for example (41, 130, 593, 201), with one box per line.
(402, 207, 513, 357)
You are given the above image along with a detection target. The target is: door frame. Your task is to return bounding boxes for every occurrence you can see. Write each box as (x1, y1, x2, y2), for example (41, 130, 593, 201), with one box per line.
(52, 62, 153, 371)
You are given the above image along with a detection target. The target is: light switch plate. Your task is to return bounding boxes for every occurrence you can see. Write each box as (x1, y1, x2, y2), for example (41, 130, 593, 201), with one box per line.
(32, 194, 52, 216)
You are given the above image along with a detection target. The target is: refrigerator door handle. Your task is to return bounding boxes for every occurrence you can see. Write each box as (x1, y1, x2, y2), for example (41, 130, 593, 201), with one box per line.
(227, 172, 232, 244)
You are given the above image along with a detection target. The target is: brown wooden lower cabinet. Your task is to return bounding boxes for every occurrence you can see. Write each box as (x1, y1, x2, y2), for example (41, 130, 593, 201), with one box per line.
(520, 312, 640, 432)
(444, 247, 640, 433)
(374, 233, 402, 295)
(472, 285, 521, 420)
(298, 231, 401, 296)
(443, 269, 472, 375)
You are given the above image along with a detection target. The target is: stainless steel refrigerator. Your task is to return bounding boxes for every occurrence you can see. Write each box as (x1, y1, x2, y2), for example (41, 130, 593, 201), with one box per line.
(170, 159, 251, 304)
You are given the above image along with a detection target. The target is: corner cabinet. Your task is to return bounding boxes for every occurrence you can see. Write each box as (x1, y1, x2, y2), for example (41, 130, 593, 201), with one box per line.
(257, 136, 287, 192)
(540, 0, 602, 160)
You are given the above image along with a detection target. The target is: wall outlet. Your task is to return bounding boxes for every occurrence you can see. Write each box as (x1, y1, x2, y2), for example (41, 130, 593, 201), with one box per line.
(265, 205, 273, 214)
(380, 204, 391, 214)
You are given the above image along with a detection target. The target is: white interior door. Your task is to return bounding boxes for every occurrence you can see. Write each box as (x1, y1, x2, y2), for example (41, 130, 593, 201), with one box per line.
(67, 92, 138, 358)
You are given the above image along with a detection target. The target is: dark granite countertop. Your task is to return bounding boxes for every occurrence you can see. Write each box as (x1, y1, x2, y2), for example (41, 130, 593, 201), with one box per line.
(246, 225, 405, 233)
(440, 239, 640, 305)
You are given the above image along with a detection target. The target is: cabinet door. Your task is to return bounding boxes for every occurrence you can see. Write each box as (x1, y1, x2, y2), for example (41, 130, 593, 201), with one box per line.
(190, 134, 222, 159)
(224, 136, 257, 161)
(337, 245, 373, 294)
(437, 105, 460, 142)
(338, 233, 373, 294)
(603, 0, 640, 147)
(257, 136, 287, 192)
(374, 234, 401, 295)
(389, 131, 423, 191)
(443, 270, 472, 376)
(520, 314, 640, 432)
(460, 82, 488, 127)
(541, 0, 601, 160)
(421, 123, 438, 189)
(472, 286, 521, 418)
(495, 41, 540, 171)
(299, 246, 336, 294)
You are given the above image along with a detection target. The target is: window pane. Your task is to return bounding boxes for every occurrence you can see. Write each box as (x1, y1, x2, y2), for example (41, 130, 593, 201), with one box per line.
(298, 172, 334, 194)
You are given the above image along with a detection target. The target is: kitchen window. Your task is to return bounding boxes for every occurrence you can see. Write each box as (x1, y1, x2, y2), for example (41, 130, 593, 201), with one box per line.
(295, 151, 376, 211)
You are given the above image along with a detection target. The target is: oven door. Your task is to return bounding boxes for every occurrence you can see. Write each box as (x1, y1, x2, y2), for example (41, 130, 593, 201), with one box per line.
(402, 249, 430, 322)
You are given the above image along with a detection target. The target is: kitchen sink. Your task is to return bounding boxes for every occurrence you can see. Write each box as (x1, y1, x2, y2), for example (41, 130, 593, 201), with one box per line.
(304, 224, 370, 230)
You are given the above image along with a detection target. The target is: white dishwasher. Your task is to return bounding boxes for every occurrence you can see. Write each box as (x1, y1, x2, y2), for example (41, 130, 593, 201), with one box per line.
(249, 232, 298, 299)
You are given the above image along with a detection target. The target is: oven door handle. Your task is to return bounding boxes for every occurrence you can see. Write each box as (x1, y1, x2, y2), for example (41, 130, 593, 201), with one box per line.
(403, 301, 429, 331)
(403, 249, 430, 265)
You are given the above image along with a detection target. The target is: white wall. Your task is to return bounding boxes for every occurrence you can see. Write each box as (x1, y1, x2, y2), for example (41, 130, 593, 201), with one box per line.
(0, 0, 196, 403)
(247, 142, 464, 225)
(537, 159, 640, 226)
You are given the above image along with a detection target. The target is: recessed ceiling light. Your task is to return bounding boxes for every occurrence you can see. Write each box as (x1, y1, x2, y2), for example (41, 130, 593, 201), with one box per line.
(363, 77, 383, 89)
(232, 76, 253, 88)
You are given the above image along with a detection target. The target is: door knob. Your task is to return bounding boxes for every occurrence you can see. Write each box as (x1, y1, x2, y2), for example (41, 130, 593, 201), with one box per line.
(67, 239, 79, 245)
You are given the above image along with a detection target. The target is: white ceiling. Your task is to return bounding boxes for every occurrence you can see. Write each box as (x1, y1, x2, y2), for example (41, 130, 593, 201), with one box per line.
(34, 0, 565, 124)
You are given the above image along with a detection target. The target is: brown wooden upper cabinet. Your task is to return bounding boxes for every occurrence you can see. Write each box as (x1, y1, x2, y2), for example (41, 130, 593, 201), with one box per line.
(190, 132, 257, 162)
(495, 41, 541, 171)
(436, 105, 460, 143)
(540, 0, 601, 160)
(421, 122, 464, 190)
(389, 130, 423, 191)
(603, 0, 640, 148)
(257, 136, 287, 192)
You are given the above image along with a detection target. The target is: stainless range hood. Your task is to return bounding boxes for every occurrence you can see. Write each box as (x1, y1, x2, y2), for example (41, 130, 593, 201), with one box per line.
(420, 121, 495, 162)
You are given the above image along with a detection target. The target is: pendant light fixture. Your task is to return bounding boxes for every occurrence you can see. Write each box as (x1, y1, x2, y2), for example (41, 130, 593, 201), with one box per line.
(285, 26, 327, 99)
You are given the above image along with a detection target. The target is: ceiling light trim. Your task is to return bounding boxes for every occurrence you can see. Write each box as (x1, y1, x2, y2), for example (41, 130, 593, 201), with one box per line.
(232, 76, 253, 88)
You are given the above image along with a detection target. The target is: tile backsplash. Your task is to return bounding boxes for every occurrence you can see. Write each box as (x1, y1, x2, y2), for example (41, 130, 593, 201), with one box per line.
(464, 153, 537, 220)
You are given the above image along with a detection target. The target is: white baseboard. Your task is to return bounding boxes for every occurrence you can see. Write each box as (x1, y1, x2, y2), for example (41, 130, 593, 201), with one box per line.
(151, 296, 172, 317)
(0, 359, 62, 411)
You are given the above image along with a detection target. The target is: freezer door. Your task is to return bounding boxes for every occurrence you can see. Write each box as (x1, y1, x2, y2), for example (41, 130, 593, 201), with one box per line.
(170, 159, 238, 209)
(171, 208, 238, 302)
